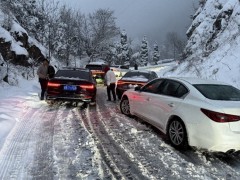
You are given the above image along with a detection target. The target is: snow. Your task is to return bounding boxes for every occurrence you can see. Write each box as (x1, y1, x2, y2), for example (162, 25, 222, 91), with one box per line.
(0, 60, 240, 179)
(10, 21, 28, 36)
(11, 41, 29, 56)
(2, 0, 240, 178)
(1, 62, 240, 179)
(0, 24, 28, 56)
(0, 26, 13, 42)
(0, 77, 38, 148)
(88, 60, 106, 65)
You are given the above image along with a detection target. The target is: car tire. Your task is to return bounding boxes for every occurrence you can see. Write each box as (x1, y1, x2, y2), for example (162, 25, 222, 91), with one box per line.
(120, 96, 131, 116)
(46, 99, 55, 105)
(80, 102, 88, 109)
(90, 97, 96, 106)
(167, 118, 188, 149)
(116, 90, 122, 100)
(117, 93, 122, 100)
(90, 101, 96, 106)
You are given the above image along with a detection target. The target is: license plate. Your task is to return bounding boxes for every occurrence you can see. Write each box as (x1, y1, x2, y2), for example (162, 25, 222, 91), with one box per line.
(64, 85, 77, 91)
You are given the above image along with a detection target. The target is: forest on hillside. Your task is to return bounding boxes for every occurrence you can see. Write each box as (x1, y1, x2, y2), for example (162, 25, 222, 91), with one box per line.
(0, 0, 186, 69)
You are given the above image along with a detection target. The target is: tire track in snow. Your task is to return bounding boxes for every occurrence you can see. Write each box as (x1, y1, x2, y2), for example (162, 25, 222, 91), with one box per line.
(51, 105, 99, 180)
(79, 88, 152, 180)
(79, 106, 122, 179)
(96, 89, 176, 179)
(29, 104, 61, 179)
(0, 102, 49, 179)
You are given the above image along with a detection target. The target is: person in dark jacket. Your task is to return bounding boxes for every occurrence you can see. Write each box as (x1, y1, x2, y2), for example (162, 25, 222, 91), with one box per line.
(37, 59, 50, 100)
(134, 63, 138, 70)
(48, 64, 55, 78)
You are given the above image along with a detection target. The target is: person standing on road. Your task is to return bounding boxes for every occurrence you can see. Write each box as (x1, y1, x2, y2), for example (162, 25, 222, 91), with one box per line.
(48, 64, 55, 79)
(134, 63, 138, 70)
(37, 59, 50, 100)
(105, 66, 117, 101)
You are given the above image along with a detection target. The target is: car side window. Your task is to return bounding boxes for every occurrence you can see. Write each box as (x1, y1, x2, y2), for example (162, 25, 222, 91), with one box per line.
(175, 84, 188, 98)
(142, 79, 164, 93)
(159, 80, 188, 98)
(149, 72, 157, 80)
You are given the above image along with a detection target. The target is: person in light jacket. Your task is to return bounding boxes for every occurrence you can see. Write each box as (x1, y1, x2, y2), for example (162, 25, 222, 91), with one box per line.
(105, 66, 116, 101)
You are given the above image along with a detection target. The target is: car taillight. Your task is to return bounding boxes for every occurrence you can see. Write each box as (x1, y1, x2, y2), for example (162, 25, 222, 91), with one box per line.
(80, 84, 95, 90)
(48, 82, 61, 87)
(201, 108, 240, 123)
(117, 80, 124, 85)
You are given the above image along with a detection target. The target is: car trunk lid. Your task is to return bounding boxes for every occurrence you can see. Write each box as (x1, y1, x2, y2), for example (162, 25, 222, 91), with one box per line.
(208, 100, 240, 132)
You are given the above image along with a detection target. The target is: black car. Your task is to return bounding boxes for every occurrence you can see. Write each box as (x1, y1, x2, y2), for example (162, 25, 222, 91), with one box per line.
(46, 68, 97, 106)
(116, 70, 158, 99)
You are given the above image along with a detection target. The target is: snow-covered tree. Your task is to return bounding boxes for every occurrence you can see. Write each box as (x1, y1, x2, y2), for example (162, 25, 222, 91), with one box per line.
(55, 5, 77, 66)
(120, 30, 130, 65)
(0, 0, 120, 67)
(152, 42, 160, 64)
(3, 0, 43, 38)
(139, 36, 149, 66)
(165, 32, 185, 60)
(88, 9, 119, 58)
(115, 30, 130, 65)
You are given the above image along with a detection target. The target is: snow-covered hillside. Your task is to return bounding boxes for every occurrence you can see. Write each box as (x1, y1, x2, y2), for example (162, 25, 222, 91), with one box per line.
(164, 0, 240, 88)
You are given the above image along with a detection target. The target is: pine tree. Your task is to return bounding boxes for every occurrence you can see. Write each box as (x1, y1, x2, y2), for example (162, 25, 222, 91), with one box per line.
(120, 29, 130, 65)
(152, 42, 160, 64)
(114, 30, 130, 65)
(140, 36, 148, 66)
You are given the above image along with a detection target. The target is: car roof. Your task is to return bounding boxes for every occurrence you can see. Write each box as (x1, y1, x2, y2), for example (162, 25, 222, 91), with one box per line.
(61, 67, 90, 71)
(127, 70, 154, 73)
(87, 61, 107, 65)
(165, 77, 229, 85)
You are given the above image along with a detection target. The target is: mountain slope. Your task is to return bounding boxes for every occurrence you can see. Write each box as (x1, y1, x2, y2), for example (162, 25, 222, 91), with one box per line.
(164, 0, 240, 87)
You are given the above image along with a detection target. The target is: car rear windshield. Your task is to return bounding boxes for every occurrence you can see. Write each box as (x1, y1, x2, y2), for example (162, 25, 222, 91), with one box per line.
(85, 65, 104, 70)
(55, 70, 90, 80)
(122, 71, 150, 81)
(123, 71, 150, 78)
(193, 84, 240, 101)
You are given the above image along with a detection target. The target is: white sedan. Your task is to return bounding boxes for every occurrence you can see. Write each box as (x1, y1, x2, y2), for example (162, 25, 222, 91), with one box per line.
(120, 77, 240, 153)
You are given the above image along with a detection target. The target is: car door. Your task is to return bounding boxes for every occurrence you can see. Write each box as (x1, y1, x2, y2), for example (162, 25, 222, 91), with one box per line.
(143, 80, 188, 131)
(132, 79, 165, 122)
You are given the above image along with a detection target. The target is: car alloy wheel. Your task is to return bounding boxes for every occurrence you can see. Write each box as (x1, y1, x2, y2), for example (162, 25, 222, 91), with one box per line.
(168, 119, 188, 149)
(120, 97, 130, 116)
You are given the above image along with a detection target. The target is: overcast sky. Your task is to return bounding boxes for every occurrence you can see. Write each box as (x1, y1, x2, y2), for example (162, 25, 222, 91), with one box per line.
(59, 0, 199, 43)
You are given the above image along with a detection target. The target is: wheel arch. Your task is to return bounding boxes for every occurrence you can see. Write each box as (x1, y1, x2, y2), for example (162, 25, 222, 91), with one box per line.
(120, 95, 132, 117)
(166, 115, 190, 148)
(166, 115, 188, 133)
(121, 94, 128, 100)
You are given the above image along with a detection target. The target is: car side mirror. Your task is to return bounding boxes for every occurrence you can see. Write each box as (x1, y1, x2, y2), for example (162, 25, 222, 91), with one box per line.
(134, 86, 141, 91)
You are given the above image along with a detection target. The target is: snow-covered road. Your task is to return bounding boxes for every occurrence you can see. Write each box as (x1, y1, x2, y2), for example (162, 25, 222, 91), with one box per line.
(0, 85, 240, 179)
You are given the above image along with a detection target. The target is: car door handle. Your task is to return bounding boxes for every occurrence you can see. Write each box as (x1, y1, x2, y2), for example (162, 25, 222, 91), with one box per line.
(168, 103, 174, 107)
(146, 97, 150, 101)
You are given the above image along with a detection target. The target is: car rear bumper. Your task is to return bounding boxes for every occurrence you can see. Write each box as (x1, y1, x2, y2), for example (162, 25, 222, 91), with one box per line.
(187, 122, 240, 153)
(46, 94, 94, 103)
